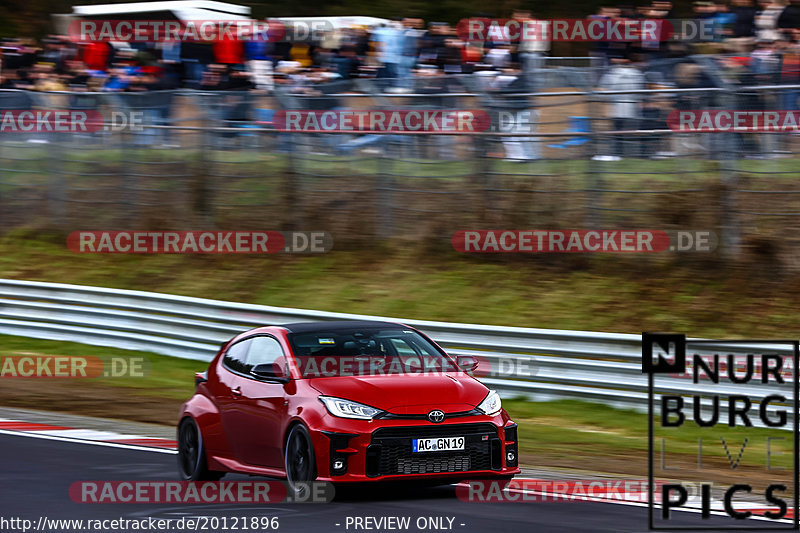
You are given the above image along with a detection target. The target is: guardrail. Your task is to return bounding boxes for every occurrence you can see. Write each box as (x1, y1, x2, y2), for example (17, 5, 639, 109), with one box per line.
(0, 278, 794, 426)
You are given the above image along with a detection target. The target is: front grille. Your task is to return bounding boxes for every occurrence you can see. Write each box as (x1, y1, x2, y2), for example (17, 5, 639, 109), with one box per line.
(397, 455, 471, 474)
(366, 423, 499, 477)
(375, 409, 482, 421)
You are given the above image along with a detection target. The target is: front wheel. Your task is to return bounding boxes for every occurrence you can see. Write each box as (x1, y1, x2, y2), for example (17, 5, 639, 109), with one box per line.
(177, 417, 224, 481)
(284, 424, 317, 498)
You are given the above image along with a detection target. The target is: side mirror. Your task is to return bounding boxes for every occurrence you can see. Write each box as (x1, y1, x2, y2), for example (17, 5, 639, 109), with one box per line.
(250, 362, 289, 382)
(456, 355, 479, 373)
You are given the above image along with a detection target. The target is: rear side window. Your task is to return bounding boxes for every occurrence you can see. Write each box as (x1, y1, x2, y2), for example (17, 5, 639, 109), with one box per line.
(245, 336, 285, 370)
(223, 340, 250, 374)
(222, 336, 286, 376)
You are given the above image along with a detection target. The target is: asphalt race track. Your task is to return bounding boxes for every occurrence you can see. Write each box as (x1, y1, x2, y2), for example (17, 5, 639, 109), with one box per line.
(1, 432, 790, 533)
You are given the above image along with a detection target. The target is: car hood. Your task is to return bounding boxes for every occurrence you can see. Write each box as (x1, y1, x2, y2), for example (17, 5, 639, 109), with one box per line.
(308, 373, 489, 413)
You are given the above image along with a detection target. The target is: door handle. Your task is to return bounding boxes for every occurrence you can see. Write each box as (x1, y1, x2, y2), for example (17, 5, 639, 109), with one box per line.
(232, 386, 242, 397)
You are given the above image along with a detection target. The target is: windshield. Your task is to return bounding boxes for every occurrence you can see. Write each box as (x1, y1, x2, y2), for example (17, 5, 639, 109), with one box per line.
(287, 327, 457, 378)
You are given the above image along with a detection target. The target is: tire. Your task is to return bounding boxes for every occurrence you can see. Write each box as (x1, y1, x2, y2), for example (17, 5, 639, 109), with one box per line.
(177, 417, 224, 481)
(284, 424, 317, 499)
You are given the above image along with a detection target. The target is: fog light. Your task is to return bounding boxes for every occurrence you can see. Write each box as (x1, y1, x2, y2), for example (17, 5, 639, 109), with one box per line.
(506, 451, 515, 462)
(333, 459, 345, 471)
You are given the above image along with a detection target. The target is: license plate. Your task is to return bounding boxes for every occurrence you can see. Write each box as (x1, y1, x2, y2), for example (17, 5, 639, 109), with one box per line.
(412, 436, 465, 452)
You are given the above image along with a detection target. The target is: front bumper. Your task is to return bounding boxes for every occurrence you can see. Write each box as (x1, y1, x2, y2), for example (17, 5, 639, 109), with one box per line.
(309, 414, 520, 483)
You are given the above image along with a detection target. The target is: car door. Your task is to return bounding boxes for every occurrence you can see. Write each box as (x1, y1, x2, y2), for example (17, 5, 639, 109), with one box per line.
(235, 335, 290, 468)
(216, 338, 255, 464)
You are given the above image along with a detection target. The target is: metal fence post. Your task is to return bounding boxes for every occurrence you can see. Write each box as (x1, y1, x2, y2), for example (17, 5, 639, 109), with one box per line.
(585, 87, 603, 229)
(283, 133, 299, 231)
(719, 88, 741, 257)
(47, 133, 66, 228)
(473, 133, 492, 226)
(191, 94, 214, 226)
(119, 129, 141, 227)
(375, 142, 393, 239)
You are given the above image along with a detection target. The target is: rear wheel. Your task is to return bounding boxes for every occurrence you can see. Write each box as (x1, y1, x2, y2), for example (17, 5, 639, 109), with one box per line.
(177, 417, 223, 481)
(284, 424, 317, 498)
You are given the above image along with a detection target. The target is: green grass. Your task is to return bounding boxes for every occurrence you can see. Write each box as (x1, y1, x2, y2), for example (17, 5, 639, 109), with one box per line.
(5, 140, 800, 184)
(1, 231, 799, 338)
(505, 398, 794, 472)
(0, 335, 199, 400)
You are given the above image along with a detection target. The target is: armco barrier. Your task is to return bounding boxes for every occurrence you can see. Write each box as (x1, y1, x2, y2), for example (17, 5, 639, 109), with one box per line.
(0, 279, 795, 425)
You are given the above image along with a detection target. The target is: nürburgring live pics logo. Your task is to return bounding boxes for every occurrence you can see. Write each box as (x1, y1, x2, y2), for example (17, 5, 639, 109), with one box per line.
(644, 332, 799, 530)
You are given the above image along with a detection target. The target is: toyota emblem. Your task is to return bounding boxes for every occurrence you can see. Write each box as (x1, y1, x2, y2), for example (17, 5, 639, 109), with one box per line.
(427, 410, 446, 423)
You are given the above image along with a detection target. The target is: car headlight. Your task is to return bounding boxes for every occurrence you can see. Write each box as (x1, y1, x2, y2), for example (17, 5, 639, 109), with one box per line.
(319, 396, 384, 420)
(476, 390, 502, 415)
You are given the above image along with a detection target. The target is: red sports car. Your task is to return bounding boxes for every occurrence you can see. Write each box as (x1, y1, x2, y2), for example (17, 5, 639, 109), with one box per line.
(177, 320, 519, 494)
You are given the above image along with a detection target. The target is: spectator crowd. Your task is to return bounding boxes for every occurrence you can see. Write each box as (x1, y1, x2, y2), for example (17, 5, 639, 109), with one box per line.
(0, 0, 798, 94)
(2, 2, 800, 161)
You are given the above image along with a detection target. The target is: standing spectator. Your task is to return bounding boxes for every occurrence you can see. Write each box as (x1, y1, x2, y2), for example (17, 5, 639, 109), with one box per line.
(755, 0, 784, 42)
(777, 36, 800, 152)
(332, 44, 361, 79)
(244, 27, 273, 90)
(606, 8, 634, 61)
(711, 1, 738, 41)
(371, 20, 403, 81)
(692, 1, 717, 46)
(419, 22, 447, 70)
(730, 0, 757, 52)
(740, 41, 779, 155)
(181, 41, 214, 88)
(398, 18, 424, 89)
(747, 37, 779, 154)
(671, 61, 712, 155)
(485, 42, 512, 69)
(778, 0, 800, 38)
(641, 4, 671, 60)
(490, 64, 540, 161)
(438, 26, 464, 74)
(596, 56, 645, 160)
(514, 10, 550, 91)
(82, 40, 113, 71)
(213, 32, 245, 67)
(751, 36, 781, 77)
(589, 7, 616, 68)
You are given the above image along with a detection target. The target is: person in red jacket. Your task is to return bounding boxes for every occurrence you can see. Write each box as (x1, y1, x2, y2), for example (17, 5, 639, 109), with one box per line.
(213, 31, 244, 66)
(82, 41, 112, 71)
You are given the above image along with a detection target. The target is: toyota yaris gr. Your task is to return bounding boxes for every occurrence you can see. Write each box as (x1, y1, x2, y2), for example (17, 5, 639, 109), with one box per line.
(177, 320, 519, 493)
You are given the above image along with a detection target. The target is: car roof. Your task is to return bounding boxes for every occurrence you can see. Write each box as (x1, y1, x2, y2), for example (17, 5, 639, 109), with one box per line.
(279, 320, 406, 334)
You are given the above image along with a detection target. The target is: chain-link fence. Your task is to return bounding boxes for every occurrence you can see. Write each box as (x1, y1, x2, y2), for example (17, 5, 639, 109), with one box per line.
(2, 61, 800, 264)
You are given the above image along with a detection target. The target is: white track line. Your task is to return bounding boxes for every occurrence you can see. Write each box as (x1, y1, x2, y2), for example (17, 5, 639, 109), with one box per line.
(27, 429, 147, 440)
(0, 428, 177, 454)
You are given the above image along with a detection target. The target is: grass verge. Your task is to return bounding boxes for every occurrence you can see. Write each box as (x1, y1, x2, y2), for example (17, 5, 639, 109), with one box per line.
(1, 233, 800, 339)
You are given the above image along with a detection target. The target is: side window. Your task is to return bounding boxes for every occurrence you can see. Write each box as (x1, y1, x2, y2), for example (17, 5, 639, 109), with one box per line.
(390, 338, 419, 357)
(244, 336, 285, 374)
(223, 340, 251, 374)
